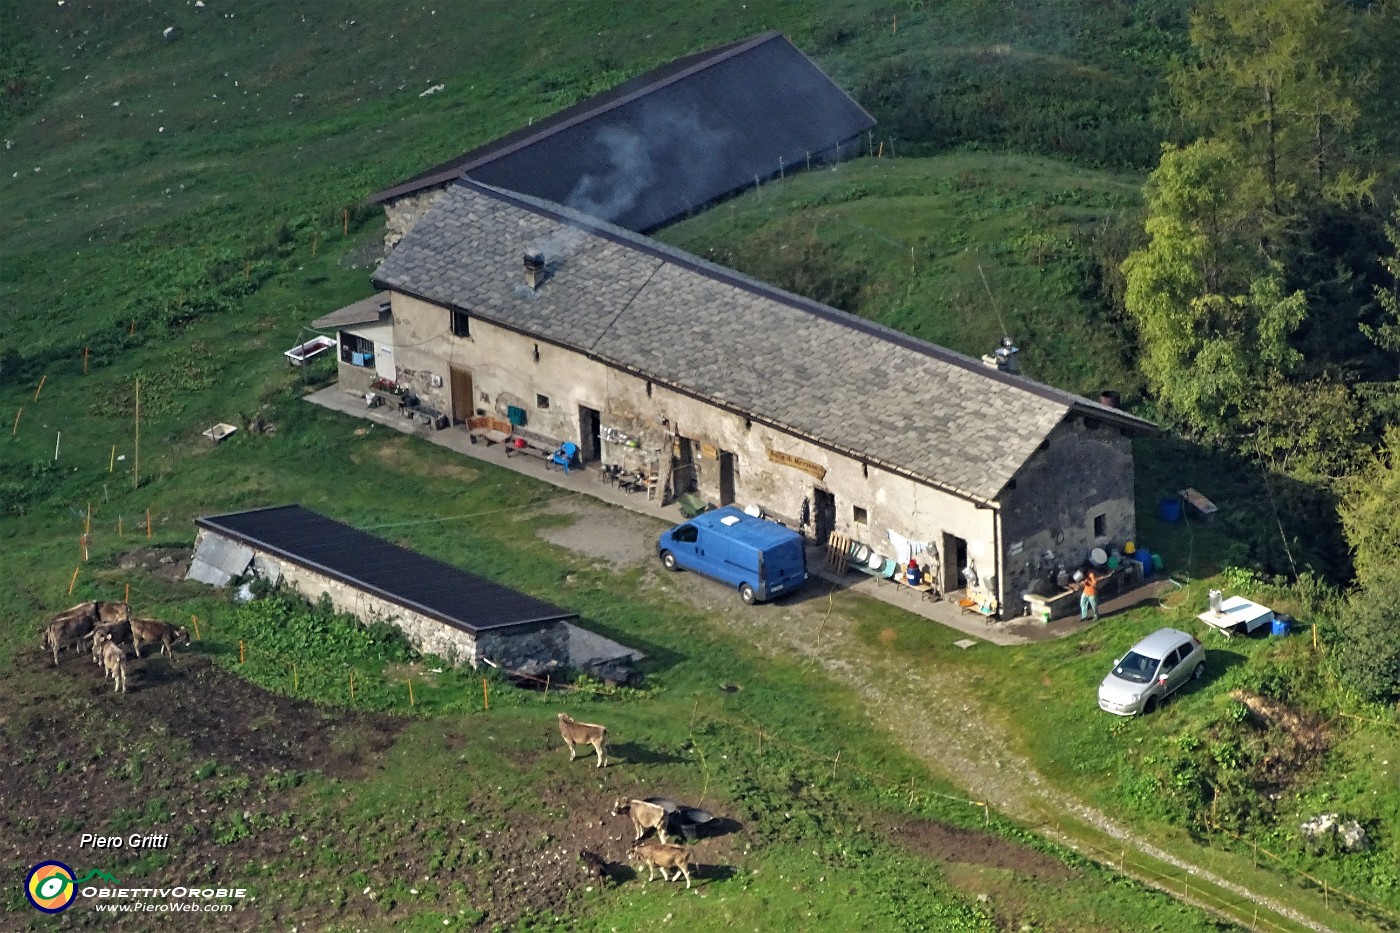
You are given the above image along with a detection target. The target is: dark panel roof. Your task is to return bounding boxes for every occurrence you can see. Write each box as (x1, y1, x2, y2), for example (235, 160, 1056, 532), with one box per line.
(373, 181, 1156, 502)
(367, 31, 875, 232)
(196, 506, 576, 634)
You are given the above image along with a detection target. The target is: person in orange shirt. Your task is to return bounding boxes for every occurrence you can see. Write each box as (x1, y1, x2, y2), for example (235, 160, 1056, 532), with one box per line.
(1077, 568, 1100, 621)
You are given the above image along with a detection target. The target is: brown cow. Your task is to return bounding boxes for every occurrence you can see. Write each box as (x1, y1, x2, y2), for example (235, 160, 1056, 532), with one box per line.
(613, 798, 671, 844)
(557, 712, 608, 768)
(42, 606, 96, 666)
(100, 638, 128, 693)
(129, 618, 189, 661)
(628, 840, 695, 888)
(90, 620, 132, 664)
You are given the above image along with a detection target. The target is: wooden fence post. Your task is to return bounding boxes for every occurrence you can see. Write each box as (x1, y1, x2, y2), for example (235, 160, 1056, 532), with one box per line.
(68, 566, 80, 595)
(482, 677, 490, 711)
(190, 614, 201, 640)
(239, 640, 245, 665)
(33, 374, 47, 401)
(407, 675, 414, 706)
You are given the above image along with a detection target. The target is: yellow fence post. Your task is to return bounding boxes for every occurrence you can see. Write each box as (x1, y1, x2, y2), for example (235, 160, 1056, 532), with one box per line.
(191, 614, 201, 641)
(146, 509, 152, 539)
(407, 675, 414, 707)
(239, 640, 245, 665)
(33, 374, 47, 401)
(68, 566, 80, 595)
(350, 670, 356, 701)
(482, 677, 490, 711)
(11, 406, 21, 435)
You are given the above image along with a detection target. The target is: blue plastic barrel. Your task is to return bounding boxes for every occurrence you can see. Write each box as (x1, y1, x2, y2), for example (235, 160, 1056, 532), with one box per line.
(1159, 497, 1183, 523)
(1271, 616, 1292, 637)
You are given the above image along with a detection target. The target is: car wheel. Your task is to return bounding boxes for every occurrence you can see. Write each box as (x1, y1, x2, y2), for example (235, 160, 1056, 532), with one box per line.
(739, 583, 756, 605)
(1192, 662, 1205, 681)
(660, 551, 678, 572)
(1142, 696, 1159, 715)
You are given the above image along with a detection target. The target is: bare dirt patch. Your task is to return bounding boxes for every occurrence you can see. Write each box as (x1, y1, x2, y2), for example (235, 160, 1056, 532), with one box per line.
(116, 546, 193, 584)
(892, 817, 1074, 882)
(533, 498, 664, 567)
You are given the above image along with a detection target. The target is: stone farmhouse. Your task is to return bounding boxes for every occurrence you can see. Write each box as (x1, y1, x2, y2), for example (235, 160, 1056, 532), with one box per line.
(314, 33, 1156, 618)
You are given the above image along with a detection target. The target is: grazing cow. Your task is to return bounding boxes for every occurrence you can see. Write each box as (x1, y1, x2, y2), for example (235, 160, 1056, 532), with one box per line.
(578, 849, 611, 884)
(100, 639, 128, 693)
(129, 618, 189, 661)
(628, 840, 695, 888)
(42, 607, 97, 666)
(93, 601, 132, 625)
(557, 712, 608, 768)
(90, 620, 132, 664)
(613, 798, 671, 844)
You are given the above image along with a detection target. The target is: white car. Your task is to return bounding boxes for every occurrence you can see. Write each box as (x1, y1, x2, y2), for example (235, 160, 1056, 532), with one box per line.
(1098, 628, 1206, 716)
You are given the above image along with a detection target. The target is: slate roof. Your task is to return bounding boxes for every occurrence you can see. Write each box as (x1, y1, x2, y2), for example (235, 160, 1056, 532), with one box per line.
(312, 291, 391, 329)
(372, 181, 1156, 503)
(195, 506, 577, 634)
(367, 31, 875, 233)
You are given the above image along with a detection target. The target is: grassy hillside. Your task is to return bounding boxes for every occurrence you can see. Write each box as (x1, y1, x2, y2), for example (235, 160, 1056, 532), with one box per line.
(3, 1, 1393, 930)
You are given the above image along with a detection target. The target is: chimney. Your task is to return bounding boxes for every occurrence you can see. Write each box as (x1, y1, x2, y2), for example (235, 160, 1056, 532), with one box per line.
(981, 336, 1020, 374)
(1098, 390, 1121, 409)
(523, 250, 545, 290)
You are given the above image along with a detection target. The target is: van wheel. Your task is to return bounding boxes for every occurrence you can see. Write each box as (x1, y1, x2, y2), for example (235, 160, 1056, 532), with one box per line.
(739, 584, 756, 605)
(660, 551, 678, 572)
(1192, 662, 1205, 681)
(1142, 696, 1159, 715)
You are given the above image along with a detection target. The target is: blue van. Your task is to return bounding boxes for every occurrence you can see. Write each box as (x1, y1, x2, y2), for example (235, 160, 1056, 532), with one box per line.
(657, 506, 808, 604)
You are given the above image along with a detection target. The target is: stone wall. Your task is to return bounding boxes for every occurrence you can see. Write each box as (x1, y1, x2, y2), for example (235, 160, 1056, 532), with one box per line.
(245, 544, 568, 668)
(997, 416, 1138, 612)
(382, 188, 450, 251)
(391, 291, 1003, 601)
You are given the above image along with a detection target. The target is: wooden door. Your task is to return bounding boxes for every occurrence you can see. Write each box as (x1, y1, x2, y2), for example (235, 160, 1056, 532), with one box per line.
(449, 367, 473, 425)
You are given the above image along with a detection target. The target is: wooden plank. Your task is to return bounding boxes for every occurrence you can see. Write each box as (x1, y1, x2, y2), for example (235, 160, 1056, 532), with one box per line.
(768, 448, 827, 480)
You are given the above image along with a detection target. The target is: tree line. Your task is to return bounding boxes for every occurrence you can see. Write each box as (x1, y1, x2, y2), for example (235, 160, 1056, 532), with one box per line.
(1122, 0, 1400, 699)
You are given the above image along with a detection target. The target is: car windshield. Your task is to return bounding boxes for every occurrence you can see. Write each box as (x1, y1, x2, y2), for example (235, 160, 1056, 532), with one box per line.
(1113, 651, 1161, 684)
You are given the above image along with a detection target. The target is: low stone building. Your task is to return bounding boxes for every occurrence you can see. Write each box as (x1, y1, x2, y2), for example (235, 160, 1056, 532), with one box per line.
(310, 292, 395, 397)
(341, 179, 1156, 618)
(188, 505, 575, 669)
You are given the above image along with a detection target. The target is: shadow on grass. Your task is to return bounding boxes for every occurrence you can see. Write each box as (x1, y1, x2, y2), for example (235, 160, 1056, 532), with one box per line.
(609, 741, 688, 766)
(1134, 434, 1351, 585)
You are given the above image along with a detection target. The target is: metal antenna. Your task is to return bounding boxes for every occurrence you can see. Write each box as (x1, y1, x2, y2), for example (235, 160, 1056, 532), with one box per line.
(976, 256, 1009, 340)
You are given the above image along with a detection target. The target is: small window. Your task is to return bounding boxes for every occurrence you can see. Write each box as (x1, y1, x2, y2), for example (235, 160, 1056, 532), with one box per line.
(536, 394, 550, 409)
(340, 332, 373, 365)
(451, 309, 471, 338)
(853, 506, 868, 525)
(1093, 513, 1106, 537)
(673, 525, 698, 543)
(1084, 417, 1101, 431)
(862, 463, 868, 478)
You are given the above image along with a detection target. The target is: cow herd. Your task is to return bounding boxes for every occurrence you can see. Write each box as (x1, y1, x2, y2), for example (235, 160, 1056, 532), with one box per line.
(557, 712, 700, 890)
(39, 601, 190, 693)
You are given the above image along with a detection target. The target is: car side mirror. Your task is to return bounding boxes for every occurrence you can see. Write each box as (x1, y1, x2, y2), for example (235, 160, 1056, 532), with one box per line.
(1158, 676, 1168, 686)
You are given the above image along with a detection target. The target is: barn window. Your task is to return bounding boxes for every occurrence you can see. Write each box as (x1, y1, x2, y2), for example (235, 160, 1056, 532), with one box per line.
(1094, 513, 1106, 537)
(853, 506, 869, 525)
(340, 332, 373, 366)
(450, 309, 471, 338)
(646, 381, 653, 398)
(536, 394, 550, 409)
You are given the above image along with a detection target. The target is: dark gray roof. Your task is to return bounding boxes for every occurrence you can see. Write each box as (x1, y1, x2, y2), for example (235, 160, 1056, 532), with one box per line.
(312, 291, 392, 329)
(372, 181, 1156, 503)
(367, 31, 875, 233)
(195, 505, 577, 634)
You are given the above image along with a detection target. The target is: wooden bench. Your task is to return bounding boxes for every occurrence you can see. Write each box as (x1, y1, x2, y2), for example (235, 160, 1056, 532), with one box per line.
(467, 415, 513, 446)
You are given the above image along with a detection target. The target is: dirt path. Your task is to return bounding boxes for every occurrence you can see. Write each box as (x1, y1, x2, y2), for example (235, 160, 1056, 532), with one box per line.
(538, 500, 1341, 933)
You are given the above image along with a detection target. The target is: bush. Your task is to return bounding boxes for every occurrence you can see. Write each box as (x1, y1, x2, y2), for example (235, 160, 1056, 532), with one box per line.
(1333, 568, 1400, 703)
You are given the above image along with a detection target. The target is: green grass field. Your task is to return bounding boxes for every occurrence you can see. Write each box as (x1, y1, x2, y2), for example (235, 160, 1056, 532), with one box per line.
(3, 0, 1397, 930)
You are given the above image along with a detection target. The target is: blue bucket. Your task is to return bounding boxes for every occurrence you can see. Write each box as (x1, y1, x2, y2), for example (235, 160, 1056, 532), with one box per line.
(1158, 497, 1183, 523)
(1271, 616, 1292, 637)
(1134, 548, 1153, 579)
